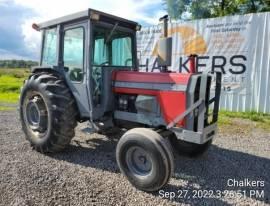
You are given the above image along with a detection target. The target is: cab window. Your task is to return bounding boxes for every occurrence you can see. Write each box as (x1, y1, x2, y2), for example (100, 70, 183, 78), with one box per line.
(112, 37, 132, 66)
(63, 27, 84, 82)
(41, 28, 57, 66)
(92, 26, 133, 66)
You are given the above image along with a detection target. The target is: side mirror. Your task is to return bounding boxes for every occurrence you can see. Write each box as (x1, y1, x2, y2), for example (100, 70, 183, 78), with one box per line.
(157, 37, 172, 67)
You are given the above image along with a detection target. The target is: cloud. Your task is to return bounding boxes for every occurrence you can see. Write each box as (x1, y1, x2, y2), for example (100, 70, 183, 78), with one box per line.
(0, 1, 36, 60)
(0, 49, 29, 60)
(14, 0, 165, 24)
(1, 0, 165, 60)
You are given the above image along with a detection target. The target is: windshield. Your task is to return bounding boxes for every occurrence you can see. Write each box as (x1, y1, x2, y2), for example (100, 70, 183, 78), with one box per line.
(92, 26, 133, 67)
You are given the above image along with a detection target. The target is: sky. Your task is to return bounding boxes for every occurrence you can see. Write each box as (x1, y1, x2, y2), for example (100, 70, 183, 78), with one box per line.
(0, 0, 165, 60)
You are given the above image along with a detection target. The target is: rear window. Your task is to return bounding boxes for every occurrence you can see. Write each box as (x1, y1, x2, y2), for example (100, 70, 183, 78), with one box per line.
(41, 28, 57, 66)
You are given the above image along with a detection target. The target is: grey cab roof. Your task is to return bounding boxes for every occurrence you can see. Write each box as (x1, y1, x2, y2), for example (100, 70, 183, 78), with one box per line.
(37, 8, 139, 30)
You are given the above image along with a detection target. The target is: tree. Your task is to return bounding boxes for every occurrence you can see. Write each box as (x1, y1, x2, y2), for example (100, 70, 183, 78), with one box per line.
(0, 60, 38, 68)
(189, 0, 212, 19)
(164, 0, 190, 19)
(163, 0, 270, 20)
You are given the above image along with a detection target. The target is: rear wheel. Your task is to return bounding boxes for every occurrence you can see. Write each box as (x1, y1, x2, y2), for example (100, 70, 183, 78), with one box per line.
(116, 128, 174, 191)
(19, 72, 78, 153)
(170, 135, 212, 157)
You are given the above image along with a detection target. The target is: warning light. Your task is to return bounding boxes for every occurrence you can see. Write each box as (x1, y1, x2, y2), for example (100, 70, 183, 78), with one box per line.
(32, 23, 40, 31)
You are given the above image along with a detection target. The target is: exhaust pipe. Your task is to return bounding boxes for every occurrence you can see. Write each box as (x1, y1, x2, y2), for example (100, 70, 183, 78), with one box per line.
(189, 54, 198, 73)
(159, 15, 170, 72)
(159, 15, 169, 38)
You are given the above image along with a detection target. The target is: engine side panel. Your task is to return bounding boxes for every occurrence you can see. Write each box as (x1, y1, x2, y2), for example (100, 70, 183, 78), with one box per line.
(112, 71, 192, 127)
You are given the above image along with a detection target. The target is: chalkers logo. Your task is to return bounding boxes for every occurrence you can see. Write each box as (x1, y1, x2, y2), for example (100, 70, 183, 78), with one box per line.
(138, 25, 248, 92)
(152, 26, 207, 56)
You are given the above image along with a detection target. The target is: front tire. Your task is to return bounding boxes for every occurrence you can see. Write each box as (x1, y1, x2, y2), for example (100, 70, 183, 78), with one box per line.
(116, 128, 174, 191)
(19, 72, 78, 153)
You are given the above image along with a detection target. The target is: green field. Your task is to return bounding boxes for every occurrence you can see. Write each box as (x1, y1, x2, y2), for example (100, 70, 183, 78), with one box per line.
(0, 68, 30, 110)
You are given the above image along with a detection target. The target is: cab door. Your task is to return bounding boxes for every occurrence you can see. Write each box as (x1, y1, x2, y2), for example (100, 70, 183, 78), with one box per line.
(61, 22, 90, 117)
(90, 24, 134, 120)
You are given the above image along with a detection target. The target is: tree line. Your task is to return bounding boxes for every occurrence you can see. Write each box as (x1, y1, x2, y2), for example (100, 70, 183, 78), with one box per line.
(163, 0, 270, 20)
(0, 60, 38, 68)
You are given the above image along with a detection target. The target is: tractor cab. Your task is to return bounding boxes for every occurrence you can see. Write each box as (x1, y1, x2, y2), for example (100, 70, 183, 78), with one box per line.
(33, 9, 139, 119)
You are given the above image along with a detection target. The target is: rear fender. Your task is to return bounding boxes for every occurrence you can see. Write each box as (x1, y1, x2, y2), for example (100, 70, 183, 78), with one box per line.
(31, 66, 63, 75)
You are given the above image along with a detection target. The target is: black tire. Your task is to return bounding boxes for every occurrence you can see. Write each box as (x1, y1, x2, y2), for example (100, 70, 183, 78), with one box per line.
(19, 72, 78, 153)
(116, 128, 174, 192)
(170, 135, 212, 157)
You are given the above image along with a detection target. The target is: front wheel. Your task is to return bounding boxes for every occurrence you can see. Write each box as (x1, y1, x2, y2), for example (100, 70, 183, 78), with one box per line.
(116, 128, 174, 191)
(19, 72, 78, 153)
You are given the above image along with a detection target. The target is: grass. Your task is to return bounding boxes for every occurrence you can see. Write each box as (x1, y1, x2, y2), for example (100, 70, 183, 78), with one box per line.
(0, 68, 30, 110)
(0, 68, 31, 78)
(0, 106, 15, 111)
(0, 92, 20, 103)
(218, 110, 270, 131)
(0, 75, 25, 92)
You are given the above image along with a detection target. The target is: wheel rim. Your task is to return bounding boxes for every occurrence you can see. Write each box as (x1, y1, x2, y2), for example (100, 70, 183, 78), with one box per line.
(24, 94, 48, 135)
(126, 146, 153, 176)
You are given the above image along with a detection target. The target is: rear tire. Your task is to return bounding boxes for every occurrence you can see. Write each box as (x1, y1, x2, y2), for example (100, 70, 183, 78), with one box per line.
(170, 135, 212, 157)
(19, 72, 78, 153)
(116, 128, 174, 191)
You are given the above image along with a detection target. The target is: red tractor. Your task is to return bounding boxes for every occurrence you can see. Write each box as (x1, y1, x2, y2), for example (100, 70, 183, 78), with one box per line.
(20, 9, 221, 191)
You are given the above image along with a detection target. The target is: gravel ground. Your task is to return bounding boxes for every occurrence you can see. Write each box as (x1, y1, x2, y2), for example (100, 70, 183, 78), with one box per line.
(0, 110, 269, 206)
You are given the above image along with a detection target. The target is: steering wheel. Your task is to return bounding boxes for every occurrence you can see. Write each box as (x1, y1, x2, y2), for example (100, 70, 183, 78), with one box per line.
(99, 61, 109, 66)
(125, 58, 132, 66)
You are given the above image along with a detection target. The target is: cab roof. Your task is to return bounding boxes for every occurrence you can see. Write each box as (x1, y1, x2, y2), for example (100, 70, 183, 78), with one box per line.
(37, 8, 139, 30)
